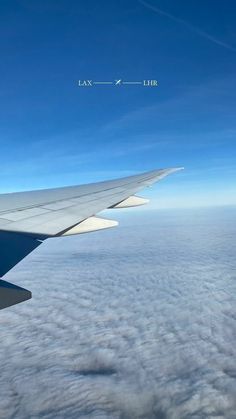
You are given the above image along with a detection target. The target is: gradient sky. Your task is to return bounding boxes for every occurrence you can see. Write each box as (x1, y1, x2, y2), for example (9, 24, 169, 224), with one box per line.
(0, 0, 236, 207)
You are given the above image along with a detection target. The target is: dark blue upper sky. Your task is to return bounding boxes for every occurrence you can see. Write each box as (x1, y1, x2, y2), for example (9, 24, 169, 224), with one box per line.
(0, 0, 235, 207)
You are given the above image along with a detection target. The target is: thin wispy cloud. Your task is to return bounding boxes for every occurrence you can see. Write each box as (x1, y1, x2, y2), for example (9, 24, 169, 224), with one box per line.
(139, 0, 236, 52)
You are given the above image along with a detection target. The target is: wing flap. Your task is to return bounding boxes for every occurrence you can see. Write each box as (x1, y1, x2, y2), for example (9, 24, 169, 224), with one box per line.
(111, 196, 149, 208)
(63, 216, 118, 235)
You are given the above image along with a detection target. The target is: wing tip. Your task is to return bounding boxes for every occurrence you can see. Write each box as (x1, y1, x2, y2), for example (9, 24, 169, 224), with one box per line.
(150, 166, 184, 179)
(167, 166, 184, 173)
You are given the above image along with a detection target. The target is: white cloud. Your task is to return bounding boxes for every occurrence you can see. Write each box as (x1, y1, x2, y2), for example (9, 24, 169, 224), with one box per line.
(0, 209, 236, 418)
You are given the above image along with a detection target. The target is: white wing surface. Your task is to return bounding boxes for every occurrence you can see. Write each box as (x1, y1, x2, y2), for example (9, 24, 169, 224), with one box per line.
(0, 167, 183, 309)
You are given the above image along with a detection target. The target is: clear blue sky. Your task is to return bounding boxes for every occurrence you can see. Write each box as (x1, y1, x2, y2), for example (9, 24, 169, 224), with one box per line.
(0, 0, 235, 207)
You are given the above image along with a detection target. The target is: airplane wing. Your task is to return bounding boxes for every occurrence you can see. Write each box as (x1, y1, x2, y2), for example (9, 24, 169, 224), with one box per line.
(0, 167, 183, 309)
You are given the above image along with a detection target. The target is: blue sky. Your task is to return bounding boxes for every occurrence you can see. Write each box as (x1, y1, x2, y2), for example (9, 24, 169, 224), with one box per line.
(0, 0, 235, 207)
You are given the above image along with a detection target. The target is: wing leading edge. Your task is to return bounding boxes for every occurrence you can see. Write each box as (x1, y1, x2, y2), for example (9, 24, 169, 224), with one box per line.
(0, 167, 183, 309)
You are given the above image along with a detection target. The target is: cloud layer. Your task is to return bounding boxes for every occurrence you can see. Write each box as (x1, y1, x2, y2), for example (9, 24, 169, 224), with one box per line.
(0, 208, 235, 418)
